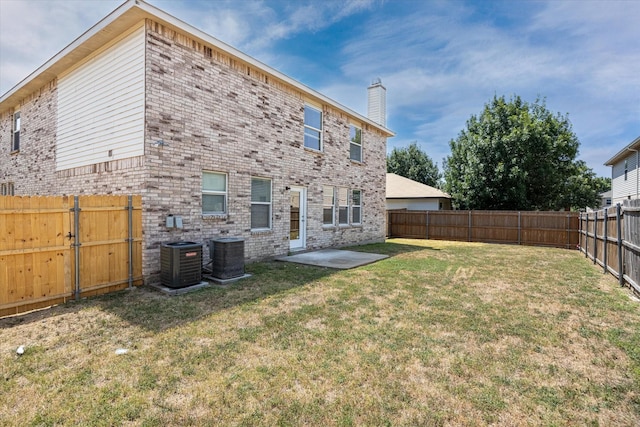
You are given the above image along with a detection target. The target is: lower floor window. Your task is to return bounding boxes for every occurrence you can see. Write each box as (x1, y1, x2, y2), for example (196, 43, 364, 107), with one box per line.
(251, 177, 272, 229)
(351, 189, 362, 224)
(323, 186, 335, 225)
(338, 187, 349, 225)
(1, 182, 14, 196)
(202, 171, 227, 215)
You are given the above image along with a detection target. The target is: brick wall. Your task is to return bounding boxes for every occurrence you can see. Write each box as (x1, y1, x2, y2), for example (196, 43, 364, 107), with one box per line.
(142, 20, 387, 282)
(0, 83, 58, 194)
(0, 19, 388, 284)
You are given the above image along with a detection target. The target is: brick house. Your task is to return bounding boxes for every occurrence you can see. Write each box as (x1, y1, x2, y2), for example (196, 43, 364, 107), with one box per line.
(0, 0, 393, 283)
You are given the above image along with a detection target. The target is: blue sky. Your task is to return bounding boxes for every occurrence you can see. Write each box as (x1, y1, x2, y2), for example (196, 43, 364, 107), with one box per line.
(1, 0, 639, 178)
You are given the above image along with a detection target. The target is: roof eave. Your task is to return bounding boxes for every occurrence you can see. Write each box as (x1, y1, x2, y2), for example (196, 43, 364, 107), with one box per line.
(0, 0, 394, 138)
(604, 136, 640, 166)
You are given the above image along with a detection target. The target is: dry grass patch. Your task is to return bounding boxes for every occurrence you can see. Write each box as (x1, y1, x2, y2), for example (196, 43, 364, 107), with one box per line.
(1, 239, 639, 426)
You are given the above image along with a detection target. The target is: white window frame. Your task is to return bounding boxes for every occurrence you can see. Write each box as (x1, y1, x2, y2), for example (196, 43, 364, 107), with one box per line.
(0, 183, 6, 196)
(338, 187, 349, 226)
(8, 182, 14, 196)
(349, 124, 362, 162)
(12, 111, 20, 152)
(351, 189, 362, 225)
(202, 171, 227, 215)
(251, 177, 272, 230)
(304, 104, 323, 151)
(323, 186, 335, 226)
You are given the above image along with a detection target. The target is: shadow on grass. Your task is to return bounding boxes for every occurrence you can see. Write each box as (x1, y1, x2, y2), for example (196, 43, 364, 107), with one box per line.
(0, 240, 437, 333)
(349, 239, 441, 257)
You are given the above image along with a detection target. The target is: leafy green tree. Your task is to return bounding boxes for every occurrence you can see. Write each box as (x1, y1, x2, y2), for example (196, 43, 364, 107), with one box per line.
(387, 141, 441, 187)
(559, 161, 607, 210)
(443, 95, 600, 211)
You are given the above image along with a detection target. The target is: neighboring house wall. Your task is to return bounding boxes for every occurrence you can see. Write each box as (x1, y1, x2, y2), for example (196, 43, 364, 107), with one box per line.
(611, 151, 639, 204)
(387, 198, 450, 211)
(1, 17, 388, 282)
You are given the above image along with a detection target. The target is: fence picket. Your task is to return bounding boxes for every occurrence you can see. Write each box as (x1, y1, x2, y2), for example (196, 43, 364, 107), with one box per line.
(388, 210, 579, 249)
(1, 195, 142, 317)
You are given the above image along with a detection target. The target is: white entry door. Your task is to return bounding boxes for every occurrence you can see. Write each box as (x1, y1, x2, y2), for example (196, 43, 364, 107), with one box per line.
(289, 187, 306, 250)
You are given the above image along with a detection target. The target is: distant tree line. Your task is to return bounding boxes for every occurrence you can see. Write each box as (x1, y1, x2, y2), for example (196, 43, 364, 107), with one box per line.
(387, 95, 609, 211)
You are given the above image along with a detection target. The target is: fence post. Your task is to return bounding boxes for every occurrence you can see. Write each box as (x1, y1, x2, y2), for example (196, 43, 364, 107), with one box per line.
(127, 195, 134, 290)
(72, 196, 81, 301)
(617, 203, 624, 287)
(426, 211, 429, 240)
(518, 211, 522, 245)
(468, 211, 472, 242)
(585, 213, 589, 258)
(593, 211, 598, 264)
(603, 208, 608, 273)
(566, 214, 570, 249)
(578, 212, 582, 252)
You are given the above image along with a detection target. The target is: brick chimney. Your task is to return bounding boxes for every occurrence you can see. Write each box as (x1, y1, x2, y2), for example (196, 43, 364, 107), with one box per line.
(367, 78, 386, 127)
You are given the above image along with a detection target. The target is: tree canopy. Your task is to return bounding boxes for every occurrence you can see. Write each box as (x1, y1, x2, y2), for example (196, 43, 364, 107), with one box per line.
(443, 95, 604, 211)
(387, 141, 441, 187)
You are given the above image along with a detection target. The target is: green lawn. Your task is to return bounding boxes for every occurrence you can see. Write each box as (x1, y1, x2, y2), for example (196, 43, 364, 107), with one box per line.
(1, 239, 639, 426)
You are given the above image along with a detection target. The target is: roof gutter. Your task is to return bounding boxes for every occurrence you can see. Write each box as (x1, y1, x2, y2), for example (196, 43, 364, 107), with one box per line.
(1, 0, 394, 137)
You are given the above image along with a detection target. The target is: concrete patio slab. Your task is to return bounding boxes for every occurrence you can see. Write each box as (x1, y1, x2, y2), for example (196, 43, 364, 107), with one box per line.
(276, 249, 388, 269)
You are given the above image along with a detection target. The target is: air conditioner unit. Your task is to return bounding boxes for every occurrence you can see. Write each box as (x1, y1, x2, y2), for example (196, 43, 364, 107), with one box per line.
(160, 241, 202, 288)
(210, 237, 245, 280)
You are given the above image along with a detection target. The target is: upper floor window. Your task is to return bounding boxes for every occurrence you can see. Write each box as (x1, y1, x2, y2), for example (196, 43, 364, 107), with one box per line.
(349, 124, 362, 162)
(338, 187, 349, 225)
(12, 112, 20, 152)
(323, 186, 335, 226)
(202, 171, 227, 215)
(625, 159, 628, 181)
(251, 177, 272, 230)
(304, 105, 322, 151)
(351, 189, 362, 224)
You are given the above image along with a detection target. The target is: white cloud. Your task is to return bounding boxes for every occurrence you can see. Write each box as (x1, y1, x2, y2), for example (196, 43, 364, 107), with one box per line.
(0, 0, 120, 94)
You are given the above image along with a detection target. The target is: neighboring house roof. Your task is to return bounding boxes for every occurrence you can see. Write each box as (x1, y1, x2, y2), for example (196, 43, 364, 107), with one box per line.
(600, 190, 612, 198)
(386, 173, 451, 199)
(0, 0, 393, 138)
(604, 136, 640, 166)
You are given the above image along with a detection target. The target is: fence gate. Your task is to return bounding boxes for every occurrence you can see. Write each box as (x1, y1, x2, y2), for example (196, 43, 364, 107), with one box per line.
(0, 195, 142, 318)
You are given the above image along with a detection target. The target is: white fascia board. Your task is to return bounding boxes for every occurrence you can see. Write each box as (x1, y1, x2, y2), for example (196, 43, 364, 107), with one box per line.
(0, 0, 140, 107)
(133, 0, 394, 137)
(1, 0, 394, 138)
(604, 135, 640, 166)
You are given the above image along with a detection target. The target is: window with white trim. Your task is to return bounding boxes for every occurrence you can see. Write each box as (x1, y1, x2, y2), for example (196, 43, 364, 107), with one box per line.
(349, 124, 362, 162)
(12, 111, 20, 152)
(251, 177, 272, 229)
(202, 171, 227, 215)
(8, 182, 14, 196)
(323, 186, 335, 226)
(338, 187, 349, 225)
(351, 189, 362, 224)
(0, 183, 6, 196)
(304, 105, 322, 151)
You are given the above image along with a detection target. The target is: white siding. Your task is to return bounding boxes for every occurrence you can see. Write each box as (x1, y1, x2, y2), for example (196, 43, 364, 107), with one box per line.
(387, 198, 441, 211)
(611, 152, 640, 204)
(56, 26, 145, 171)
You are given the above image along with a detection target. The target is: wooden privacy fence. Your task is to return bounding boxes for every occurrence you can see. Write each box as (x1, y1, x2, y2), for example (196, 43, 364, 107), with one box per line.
(579, 200, 640, 295)
(387, 210, 579, 249)
(0, 195, 142, 317)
